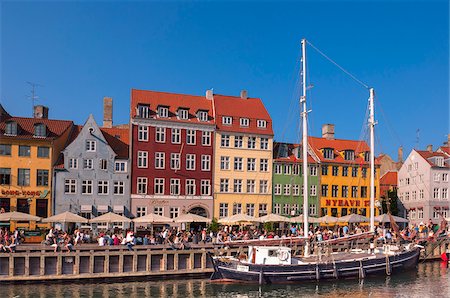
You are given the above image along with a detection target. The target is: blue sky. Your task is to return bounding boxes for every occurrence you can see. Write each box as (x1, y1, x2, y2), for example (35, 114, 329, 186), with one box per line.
(1, 0, 448, 159)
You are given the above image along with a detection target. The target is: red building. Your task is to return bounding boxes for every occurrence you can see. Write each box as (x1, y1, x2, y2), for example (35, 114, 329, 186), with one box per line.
(380, 171, 398, 198)
(130, 89, 215, 220)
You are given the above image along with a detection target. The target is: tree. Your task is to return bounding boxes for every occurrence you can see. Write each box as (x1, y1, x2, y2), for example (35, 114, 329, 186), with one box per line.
(381, 189, 399, 215)
(208, 217, 220, 233)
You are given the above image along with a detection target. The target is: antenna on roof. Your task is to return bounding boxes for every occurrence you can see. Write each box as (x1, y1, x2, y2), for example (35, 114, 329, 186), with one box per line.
(415, 128, 420, 149)
(26, 81, 43, 117)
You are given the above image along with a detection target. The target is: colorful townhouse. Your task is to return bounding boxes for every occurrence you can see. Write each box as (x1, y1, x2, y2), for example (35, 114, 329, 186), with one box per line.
(398, 147, 449, 225)
(54, 98, 130, 229)
(130, 89, 215, 219)
(0, 105, 73, 230)
(213, 90, 273, 218)
(308, 124, 380, 218)
(272, 142, 320, 218)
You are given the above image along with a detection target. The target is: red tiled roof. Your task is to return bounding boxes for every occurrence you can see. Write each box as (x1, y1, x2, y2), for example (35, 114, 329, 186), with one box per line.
(0, 116, 73, 141)
(416, 150, 450, 168)
(380, 171, 397, 186)
(438, 146, 450, 155)
(130, 89, 215, 125)
(213, 94, 273, 136)
(101, 127, 129, 158)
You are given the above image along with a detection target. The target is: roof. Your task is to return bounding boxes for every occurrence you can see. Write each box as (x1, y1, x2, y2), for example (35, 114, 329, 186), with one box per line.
(130, 89, 215, 125)
(416, 150, 450, 168)
(438, 146, 450, 156)
(213, 94, 273, 135)
(380, 171, 398, 185)
(273, 142, 317, 163)
(101, 127, 129, 158)
(0, 116, 73, 141)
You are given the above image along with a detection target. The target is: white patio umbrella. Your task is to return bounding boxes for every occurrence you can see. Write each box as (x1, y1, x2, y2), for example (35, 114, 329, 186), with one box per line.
(42, 211, 88, 223)
(290, 215, 320, 223)
(315, 215, 339, 225)
(173, 213, 211, 223)
(375, 214, 409, 223)
(89, 212, 131, 223)
(258, 213, 290, 223)
(338, 214, 369, 223)
(218, 213, 259, 225)
(0, 211, 41, 222)
(133, 213, 173, 224)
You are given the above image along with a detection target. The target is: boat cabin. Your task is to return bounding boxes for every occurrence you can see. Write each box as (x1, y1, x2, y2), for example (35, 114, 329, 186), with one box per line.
(247, 246, 291, 265)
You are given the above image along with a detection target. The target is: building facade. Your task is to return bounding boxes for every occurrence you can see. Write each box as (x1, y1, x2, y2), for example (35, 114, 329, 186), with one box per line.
(213, 91, 273, 218)
(272, 142, 320, 218)
(53, 114, 130, 228)
(130, 89, 215, 220)
(398, 149, 450, 225)
(0, 105, 73, 230)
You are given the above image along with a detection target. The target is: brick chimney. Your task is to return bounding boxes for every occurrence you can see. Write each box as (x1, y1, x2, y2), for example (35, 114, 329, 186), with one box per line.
(240, 90, 248, 99)
(103, 97, 113, 128)
(398, 146, 403, 163)
(205, 90, 213, 100)
(33, 105, 49, 119)
(426, 144, 433, 152)
(322, 124, 335, 140)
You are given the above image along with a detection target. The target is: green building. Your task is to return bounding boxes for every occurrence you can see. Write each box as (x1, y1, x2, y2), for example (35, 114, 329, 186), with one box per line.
(272, 142, 320, 219)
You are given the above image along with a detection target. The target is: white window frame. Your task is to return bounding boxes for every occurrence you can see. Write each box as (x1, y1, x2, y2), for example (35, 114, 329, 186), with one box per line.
(178, 109, 189, 120)
(81, 180, 93, 195)
(234, 157, 243, 171)
(274, 184, 281, 195)
(240, 118, 249, 127)
(201, 180, 211, 195)
(198, 111, 208, 122)
(155, 127, 166, 143)
(64, 179, 77, 194)
(293, 184, 300, 196)
(186, 154, 196, 170)
(83, 159, 93, 170)
(259, 180, 268, 194)
(257, 119, 267, 128)
(222, 116, 232, 125)
(138, 125, 149, 141)
(115, 161, 127, 173)
(274, 164, 282, 174)
(137, 177, 148, 194)
(170, 207, 180, 219)
(247, 158, 256, 171)
(170, 153, 181, 170)
(171, 128, 181, 144)
(201, 131, 211, 146)
(86, 140, 96, 152)
(186, 179, 196, 195)
(247, 136, 256, 149)
(220, 179, 229, 192)
(154, 178, 165, 195)
(247, 179, 255, 193)
(233, 179, 242, 193)
(170, 178, 180, 195)
(260, 137, 269, 150)
(219, 203, 229, 218)
(201, 155, 211, 171)
(113, 181, 125, 195)
(155, 152, 165, 169)
(136, 206, 147, 217)
(220, 156, 230, 170)
(69, 158, 78, 169)
(234, 135, 243, 148)
(158, 106, 169, 118)
(284, 184, 291, 195)
(260, 159, 269, 172)
(221, 134, 230, 147)
(186, 129, 196, 145)
(137, 151, 148, 168)
(98, 180, 109, 195)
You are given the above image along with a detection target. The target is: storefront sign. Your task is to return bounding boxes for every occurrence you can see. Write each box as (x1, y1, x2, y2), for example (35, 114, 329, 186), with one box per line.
(1, 189, 42, 197)
(324, 199, 370, 207)
(151, 200, 169, 205)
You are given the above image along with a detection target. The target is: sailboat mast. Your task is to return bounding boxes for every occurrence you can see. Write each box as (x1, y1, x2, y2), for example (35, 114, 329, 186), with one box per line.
(369, 88, 375, 232)
(301, 39, 309, 249)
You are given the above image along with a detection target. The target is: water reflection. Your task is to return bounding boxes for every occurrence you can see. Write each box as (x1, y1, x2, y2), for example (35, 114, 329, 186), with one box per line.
(2, 262, 449, 298)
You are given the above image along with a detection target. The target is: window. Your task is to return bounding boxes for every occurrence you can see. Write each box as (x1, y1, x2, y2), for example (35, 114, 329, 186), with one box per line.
(186, 154, 196, 170)
(283, 204, 290, 215)
(234, 157, 243, 171)
(36, 169, 49, 186)
(138, 125, 148, 141)
(115, 161, 127, 172)
(274, 184, 281, 195)
(19, 145, 31, 157)
(37, 146, 49, 158)
(344, 150, 355, 161)
(406, 178, 410, 185)
(352, 186, 358, 198)
(171, 128, 181, 144)
(185, 179, 196, 195)
(257, 120, 267, 128)
(442, 188, 448, 200)
(274, 164, 282, 174)
(341, 185, 348, 198)
(246, 158, 256, 171)
(418, 208, 424, 219)
(137, 104, 150, 118)
(240, 118, 249, 127)
(86, 140, 96, 152)
(309, 166, 317, 176)
(137, 177, 148, 194)
(292, 204, 299, 216)
(222, 116, 232, 125)
(419, 189, 424, 199)
(323, 148, 334, 159)
(433, 208, 440, 219)
(18, 168, 30, 186)
(0, 168, 11, 185)
(342, 166, 348, 177)
(5, 121, 17, 135)
(361, 186, 368, 198)
(284, 184, 291, 195)
(221, 134, 230, 147)
(435, 157, 444, 167)
(352, 167, 358, 177)
(412, 190, 417, 200)
(405, 192, 410, 201)
(155, 152, 165, 169)
(322, 166, 328, 176)
(220, 156, 230, 170)
(260, 159, 269, 172)
(69, 158, 78, 169)
(362, 168, 367, 178)
(293, 165, 300, 175)
(233, 203, 242, 215)
(284, 165, 292, 175)
(186, 130, 196, 145)
(0, 144, 11, 156)
(82, 180, 93, 194)
(322, 185, 328, 197)
(98, 181, 109, 195)
(199, 180, 210, 195)
(198, 111, 208, 122)
(219, 203, 229, 218)
(433, 188, 440, 199)
(178, 109, 189, 120)
(83, 159, 93, 169)
(332, 166, 339, 176)
(201, 155, 211, 171)
(154, 178, 165, 195)
(113, 181, 125, 195)
(434, 173, 440, 182)
(136, 206, 147, 217)
(309, 204, 317, 216)
(64, 179, 76, 194)
(202, 131, 211, 146)
(260, 138, 269, 150)
(310, 185, 317, 196)
(170, 153, 181, 170)
(220, 179, 229, 192)
(137, 151, 148, 168)
(247, 179, 255, 193)
(233, 179, 242, 193)
(154, 207, 164, 216)
(259, 180, 268, 194)
(99, 159, 107, 170)
(248, 137, 256, 149)
(246, 203, 255, 217)
(170, 207, 179, 219)
(158, 106, 169, 118)
(34, 123, 46, 137)
(274, 203, 281, 214)
(443, 173, 449, 182)
(258, 204, 268, 216)
(155, 127, 166, 143)
(170, 179, 180, 195)
(293, 184, 300, 196)
(331, 185, 338, 197)
(234, 135, 243, 148)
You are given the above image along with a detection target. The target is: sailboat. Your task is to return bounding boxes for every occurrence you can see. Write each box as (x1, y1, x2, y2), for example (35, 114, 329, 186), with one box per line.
(210, 39, 420, 284)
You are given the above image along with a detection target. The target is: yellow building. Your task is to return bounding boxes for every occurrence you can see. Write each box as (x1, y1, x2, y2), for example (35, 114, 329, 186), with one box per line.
(0, 105, 73, 230)
(212, 92, 273, 218)
(309, 125, 380, 219)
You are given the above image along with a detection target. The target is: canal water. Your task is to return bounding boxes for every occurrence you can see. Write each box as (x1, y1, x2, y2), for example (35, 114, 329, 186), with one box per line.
(2, 262, 449, 298)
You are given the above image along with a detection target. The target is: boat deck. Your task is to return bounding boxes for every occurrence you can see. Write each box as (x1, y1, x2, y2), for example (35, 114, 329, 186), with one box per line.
(293, 250, 381, 264)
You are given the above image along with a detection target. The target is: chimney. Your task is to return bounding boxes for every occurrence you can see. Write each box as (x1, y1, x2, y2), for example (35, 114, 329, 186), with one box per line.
(398, 146, 403, 163)
(426, 144, 433, 152)
(103, 97, 113, 128)
(240, 90, 248, 99)
(205, 89, 213, 100)
(33, 105, 49, 119)
(322, 124, 335, 140)
(445, 134, 450, 146)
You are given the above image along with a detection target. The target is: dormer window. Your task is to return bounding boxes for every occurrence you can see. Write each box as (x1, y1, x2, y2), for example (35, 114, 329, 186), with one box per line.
(240, 118, 249, 127)
(178, 108, 189, 120)
(323, 148, 334, 159)
(257, 120, 267, 128)
(197, 110, 208, 122)
(278, 144, 288, 158)
(34, 123, 46, 137)
(5, 121, 17, 135)
(344, 150, 355, 161)
(222, 116, 232, 125)
(434, 157, 444, 167)
(137, 104, 150, 118)
(364, 152, 370, 162)
(158, 106, 169, 118)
